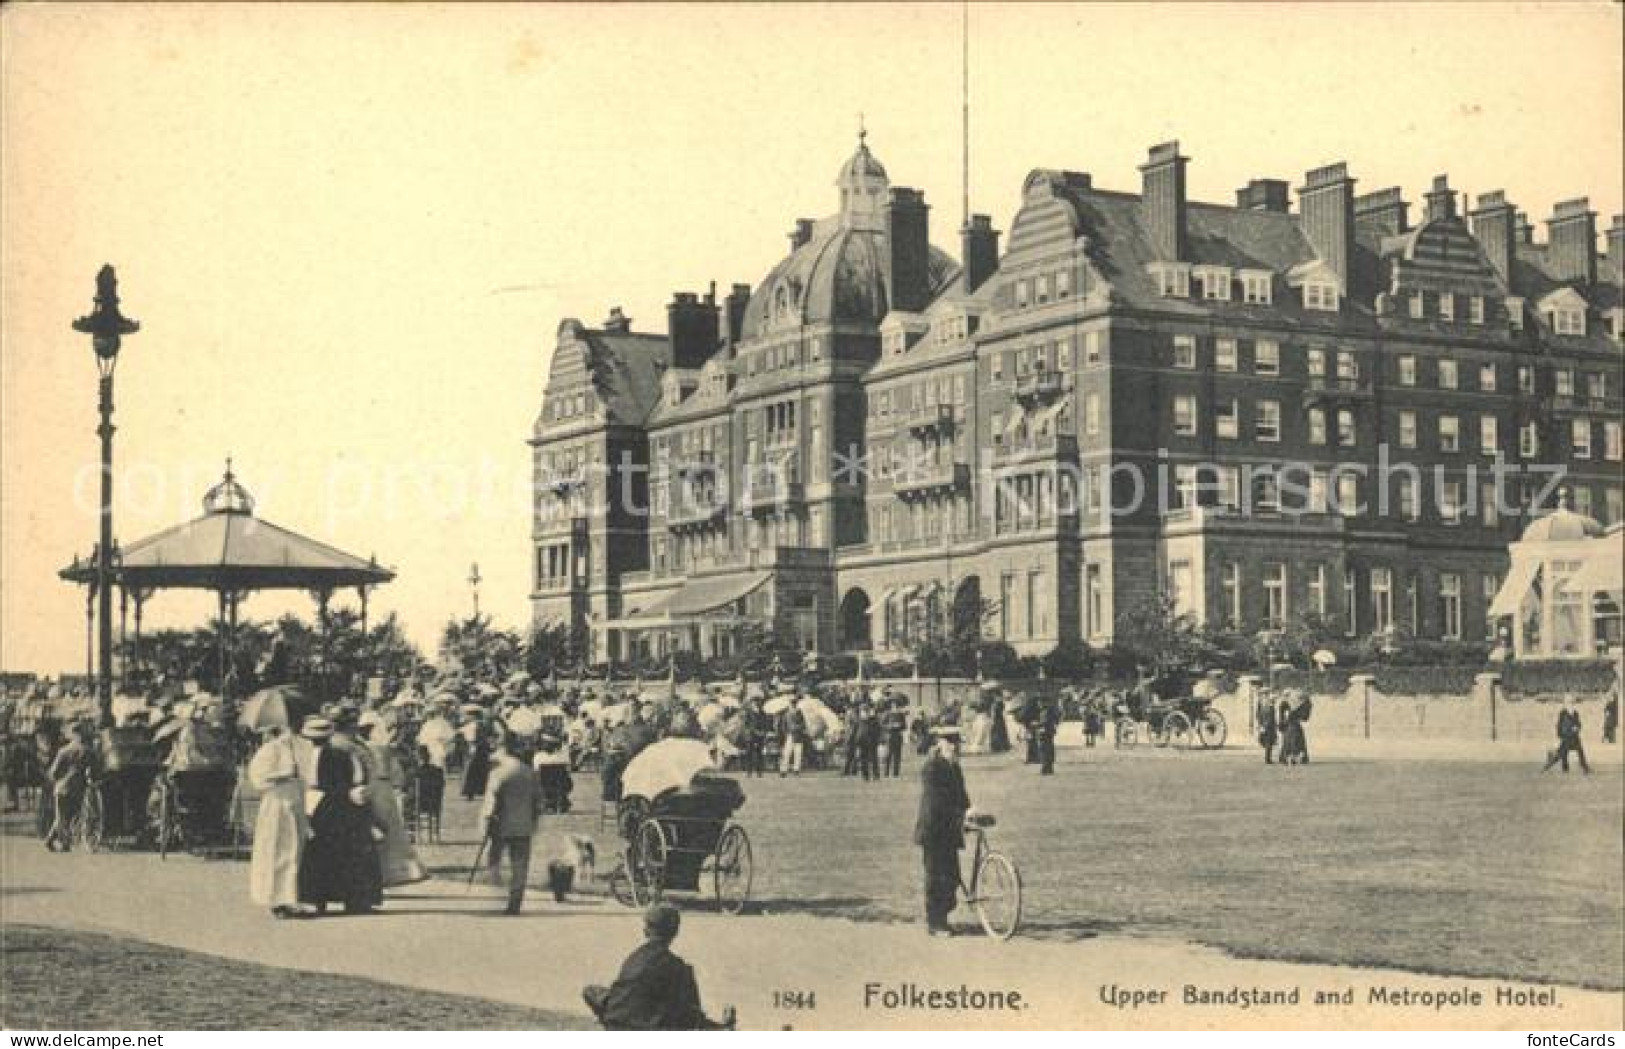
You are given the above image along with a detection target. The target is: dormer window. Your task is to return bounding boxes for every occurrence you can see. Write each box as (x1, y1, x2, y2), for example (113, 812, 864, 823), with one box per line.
(1507, 297, 1525, 331)
(1304, 282, 1338, 312)
(1196, 266, 1232, 301)
(1439, 292, 1455, 322)
(1469, 296, 1485, 325)
(1241, 271, 1272, 305)
(1149, 262, 1191, 298)
(1409, 293, 1425, 319)
(1550, 308, 1586, 336)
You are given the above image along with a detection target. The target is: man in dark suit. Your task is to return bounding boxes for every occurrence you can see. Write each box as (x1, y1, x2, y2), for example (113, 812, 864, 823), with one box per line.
(882, 696, 909, 777)
(914, 726, 970, 937)
(1542, 698, 1591, 774)
(583, 903, 734, 1030)
(1037, 695, 1060, 775)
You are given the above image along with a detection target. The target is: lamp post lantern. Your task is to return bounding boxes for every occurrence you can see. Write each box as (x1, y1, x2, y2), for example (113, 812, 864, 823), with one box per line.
(468, 562, 482, 619)
(73, 265, 139, 727)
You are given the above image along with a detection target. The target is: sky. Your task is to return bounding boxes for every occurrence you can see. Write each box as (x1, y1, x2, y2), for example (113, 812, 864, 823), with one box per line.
(3, 2, 1621, 676)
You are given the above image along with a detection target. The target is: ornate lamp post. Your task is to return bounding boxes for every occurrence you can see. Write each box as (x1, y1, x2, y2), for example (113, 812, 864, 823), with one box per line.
(468, 562, 482, 618)
(73, 266, 139, 726)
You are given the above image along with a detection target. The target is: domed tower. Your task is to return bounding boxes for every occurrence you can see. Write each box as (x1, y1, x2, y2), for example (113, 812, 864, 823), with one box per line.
(837, 128, 890, 231)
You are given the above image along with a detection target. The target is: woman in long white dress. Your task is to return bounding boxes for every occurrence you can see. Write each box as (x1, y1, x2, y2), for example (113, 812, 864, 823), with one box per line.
(247, 725, 310, 918)
(358, 713, 426, 886)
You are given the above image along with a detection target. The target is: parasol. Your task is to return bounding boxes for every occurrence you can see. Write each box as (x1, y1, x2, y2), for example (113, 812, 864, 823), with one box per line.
(505, 706, 544, 737)
(239, 685, 301, 731)
(697, 702, 726, 732)
(762, 696, 791, 715)
(1311, 649, 1337, 668)
(620, 738, 715, 801)
(418, 716, 455, 746)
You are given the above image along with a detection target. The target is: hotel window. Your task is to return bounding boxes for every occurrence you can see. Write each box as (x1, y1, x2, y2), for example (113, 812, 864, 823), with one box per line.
(1556, 369, 1574, 396)
(1605, 421, 1623, 461)
(1337, 472, 1360, 516)
(1219, 563, 1240, 627)
(1173, 334, 1197, 369)
(1519, 421, 1539, 458)
(1552, 308, 1585, 336)
(1086, 565, 1104, 636)
(1479, 363, 1496, 392)
(1084, 330, 1103, 364)
(1441, 480, 1463, 524)
(1015, 279, 1030, 308)
(1255, 400, 1281, 441)
(1572, 418, 1592, 459)
(1410, 292, 1425, 319)
(1587, 373, 1606, 401)
(1574, 486, 1593, 518)
(991, 355, 1003, 381)
(1215, 338, 1238, 372)
(1243, 272, 1272, 305)
(1607, 488, 1623, 525)
(1336, 409, 1356, 446)
(1518, 365, 1534, 394)
(1480, 415, 1499, 455)
(1168, 560, 1195, 617)
(1439, 292, 1455, 321)
(1308, 408, 1327, 445)
(1336, 350, 1357, 380)
(1398, 411, 1418, 449)
(1507, 297, 1525, 331)
(1307, 347, 1326, 377)
(1439, 359, 1458, 389)
(1174, 465, 1200, 510)
(1085, 393, 1101, 435)
(1308, 469, 1330, 513)
(1155, 265, 1190, 298)
(1469, 296, 1485, 324)
(1398, 474, 1418, 521)
(1173, 395, 1198, 436)
(1440, 573, 1462, 639)
(1371, 567, 1394, 634)
(1058, 338, 1073, 370)
(1255, 340, 1280, 375)
(1482, 482, 1500, 527)
(1214, 466, 1240, 510)
(1399, 355, 1417, 386)
(1035, 275, 1051, 304)
(1482, 573, 1501, 637)
(1263, 563, 1288, 628)
(1439, 415, 1460, 453)
(1056, 268, 1072, 298)
(1345, 568, 1359, 636)
(1305, 282, 1338, 311)
(1216, 399, 1239, 439)
(1198, 268, 1229, 300)
(1308, 564, 1328, 617)
(1254, 470, 1281, 513)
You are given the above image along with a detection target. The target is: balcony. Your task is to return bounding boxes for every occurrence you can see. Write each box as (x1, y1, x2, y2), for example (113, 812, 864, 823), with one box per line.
(892, 459, 970, 499)
(674, 450, 718, 477)
(544, 469, 587, 496)
(991, 432, 1078, 467)
(666, 492, 728, 530)
(1302, 375, 1373, 406)
(742, 471, 804, 514)
(902, 402, 956, 435)
(1014, 369, 1065, 405)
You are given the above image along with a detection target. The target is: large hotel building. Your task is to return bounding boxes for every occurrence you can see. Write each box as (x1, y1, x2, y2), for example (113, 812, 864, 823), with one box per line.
(530, 136, 1623, 662)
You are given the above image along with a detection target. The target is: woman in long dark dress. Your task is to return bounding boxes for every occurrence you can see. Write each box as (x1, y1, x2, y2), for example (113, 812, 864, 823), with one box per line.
(988, 695, 1011, 754)
(297, 718, 381, 914)
(461, 727, 492, 801)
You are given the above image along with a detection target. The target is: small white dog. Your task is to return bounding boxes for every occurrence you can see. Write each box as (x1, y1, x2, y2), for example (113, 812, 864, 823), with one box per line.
(561, 834, 597, 884)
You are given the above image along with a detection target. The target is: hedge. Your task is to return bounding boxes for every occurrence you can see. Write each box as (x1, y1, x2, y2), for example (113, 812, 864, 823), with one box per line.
(1370, 665, 1481, 696)
(1502, 659, 1618, 696)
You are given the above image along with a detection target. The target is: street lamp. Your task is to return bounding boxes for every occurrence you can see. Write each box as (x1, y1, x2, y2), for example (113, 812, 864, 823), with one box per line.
(468, 562, 482, 618)
(73, 265, 139, 727)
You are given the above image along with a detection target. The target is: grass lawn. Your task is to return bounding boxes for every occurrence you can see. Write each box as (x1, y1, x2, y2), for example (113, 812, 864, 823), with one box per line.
(423, 745, 1622, 990)
(0, 924, 589, 1030)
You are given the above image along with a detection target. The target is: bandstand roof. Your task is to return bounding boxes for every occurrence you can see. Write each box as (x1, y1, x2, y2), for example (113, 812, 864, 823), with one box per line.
(59, 466, 394, 593)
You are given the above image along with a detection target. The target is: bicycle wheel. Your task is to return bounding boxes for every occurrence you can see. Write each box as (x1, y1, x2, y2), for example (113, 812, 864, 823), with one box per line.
(631, 819, 667, 906)
(1164, 711, 1192, 750)
(1197, 710, 1227, 748)
(712, 825, 753, 915)
(971, 851, 1022, 940)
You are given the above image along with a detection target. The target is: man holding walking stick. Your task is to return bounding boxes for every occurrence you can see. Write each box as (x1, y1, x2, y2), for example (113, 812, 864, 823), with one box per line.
(480, 734, 545, 914)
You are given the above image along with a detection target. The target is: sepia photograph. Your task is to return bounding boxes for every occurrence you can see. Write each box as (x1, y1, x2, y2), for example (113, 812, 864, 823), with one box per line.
(1, 1, 1621, 1034)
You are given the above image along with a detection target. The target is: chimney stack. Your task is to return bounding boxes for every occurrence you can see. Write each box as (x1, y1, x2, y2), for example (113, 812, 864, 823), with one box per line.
(666, 291, 719, 369)
(960, 214, 1001, 295)
(1607, 214, 1625, 272)
(1516, 211, 1535, 245)
(1297, 161, 1356, 292)
(1547, 198, 1597, 284)
(1139, 141, 1189, 261)
(722, 283, 751, 350)
(885, 187, 932, 313)
(1354, 186, 1410, 237)
(1470, 190, 1518, 283)
(789, 219, 816, 251)
(1235, 179, 1290, 214)
(1423, 175, 1458, 223)
(602, 307, 632, 334)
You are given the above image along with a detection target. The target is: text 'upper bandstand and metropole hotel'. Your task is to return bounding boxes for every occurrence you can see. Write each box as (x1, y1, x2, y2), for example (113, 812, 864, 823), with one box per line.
(530, 135, 1623, 663)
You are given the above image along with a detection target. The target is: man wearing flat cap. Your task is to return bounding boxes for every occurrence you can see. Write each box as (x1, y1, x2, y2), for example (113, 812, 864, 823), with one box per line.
(914, 725, 971, 937)
(583, 903, 735, 1030)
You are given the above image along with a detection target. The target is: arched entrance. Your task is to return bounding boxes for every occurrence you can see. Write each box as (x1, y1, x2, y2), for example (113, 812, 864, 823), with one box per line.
(839, 587, 873, 651)
(952, 575, 983, 645)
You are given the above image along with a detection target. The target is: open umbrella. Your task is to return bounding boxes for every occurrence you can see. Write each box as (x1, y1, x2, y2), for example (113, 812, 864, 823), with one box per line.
(621, 738, 714, 801)
(762, 696, 791, 716)
(239, 685, 300, 732)
(418, 716, 455, 746)
(1311, 649, 1337, 668)
(505, 705, 544, 737)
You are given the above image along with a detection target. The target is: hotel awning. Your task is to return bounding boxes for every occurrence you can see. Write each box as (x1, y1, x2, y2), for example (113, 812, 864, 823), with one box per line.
(603, 571, 772, 631)
(1487, 559, 1541, 618)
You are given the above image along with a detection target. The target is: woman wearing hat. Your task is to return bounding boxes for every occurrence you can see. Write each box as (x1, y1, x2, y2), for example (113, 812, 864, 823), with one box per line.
(247, 723, 310, 918)
(297, 717, 381, 914)
(357, 712, 426, 886)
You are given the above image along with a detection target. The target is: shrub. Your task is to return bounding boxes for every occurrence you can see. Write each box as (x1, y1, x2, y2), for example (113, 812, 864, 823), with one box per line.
(1371, 665, 1480, 696)
(1503, 659, 1617, 696)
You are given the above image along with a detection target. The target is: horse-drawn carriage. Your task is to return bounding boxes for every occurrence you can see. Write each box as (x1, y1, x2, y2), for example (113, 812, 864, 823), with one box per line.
(607, 739, 754, 913)
(1113, 672, 1227, 750)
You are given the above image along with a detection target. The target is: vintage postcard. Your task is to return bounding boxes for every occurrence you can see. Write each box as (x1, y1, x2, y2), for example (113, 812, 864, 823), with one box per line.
(2, 1, 1621, 1034)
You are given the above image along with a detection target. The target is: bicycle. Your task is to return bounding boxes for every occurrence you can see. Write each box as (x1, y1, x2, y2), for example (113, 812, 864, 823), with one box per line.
(959, 812, 1023, 940)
